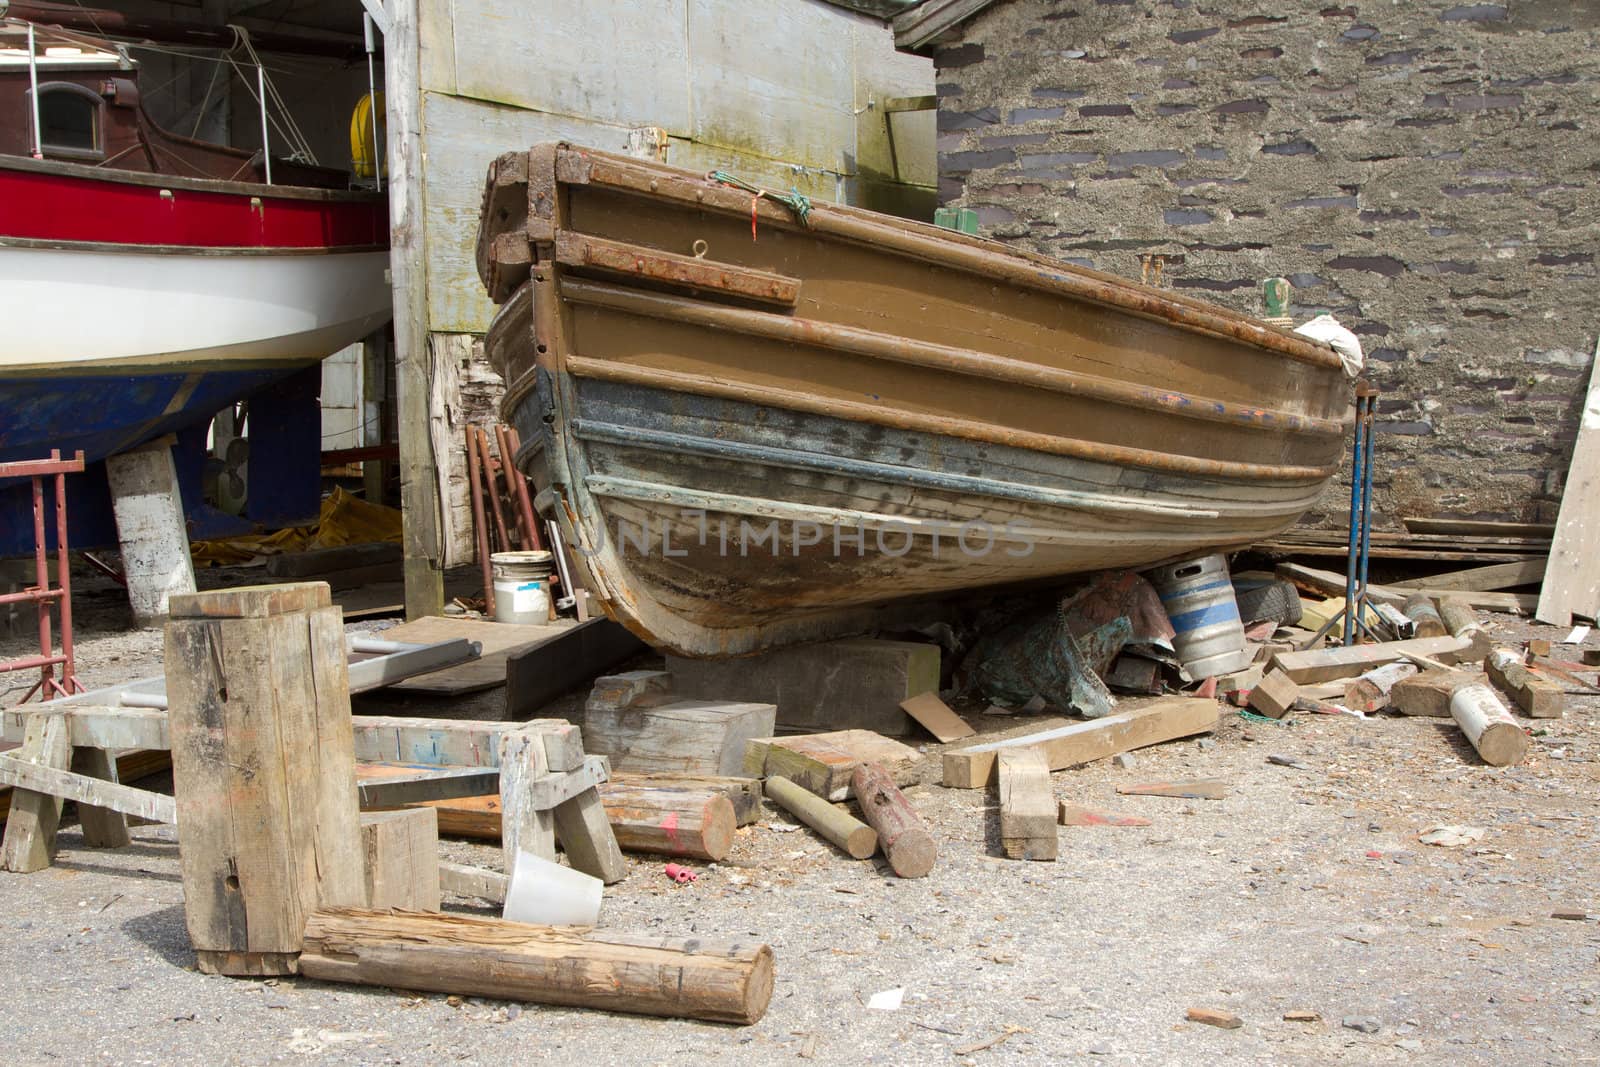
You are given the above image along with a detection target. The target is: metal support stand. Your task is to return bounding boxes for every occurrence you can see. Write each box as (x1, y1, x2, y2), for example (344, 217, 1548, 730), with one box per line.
(0, 450, 86, 703)
(1301, 383, 1379, 650)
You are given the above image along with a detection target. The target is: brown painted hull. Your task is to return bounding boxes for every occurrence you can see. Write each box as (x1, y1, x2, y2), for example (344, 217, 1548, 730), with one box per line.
(477, 144, 1353, 657)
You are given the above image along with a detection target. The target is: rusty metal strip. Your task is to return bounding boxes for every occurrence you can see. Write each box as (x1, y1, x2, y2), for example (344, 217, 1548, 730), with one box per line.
(555, 147, 1344, 372)
(564, 357, 1336, 483)
(559, 278, 1345, 437)
(554, 233, 800, 307)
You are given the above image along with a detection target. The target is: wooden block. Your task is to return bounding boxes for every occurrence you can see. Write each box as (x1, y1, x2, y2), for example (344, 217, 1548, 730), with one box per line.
(1218, 662, 1264, 695)
(1450, 683, 1529, 766)
(898, 692, 974, 743)
(1187, 1008, 1243, 1030)
(743, 730, 921, 800)
(1528, 638, 1552, 657)
(498, 728, 557, 872)
(0, 714, 70, 873)
(941, 698, 1218, 788)
(1390, 668, 1483, 717)
(1268, 634, 1486, 684)
(610, 773, 763, 826)
(552, 787, 627, 884)
(1116, 779, 1229, 800)
(764, 775, 876, 859)
(1247, 669, 1299, 719)
(1058, 803, 1150, 827)
(1341, 662, 1418, 713)
(996, 748, 1057, 861)
(298, 907, 775, 1024)
(165, 590, 365, 974)
(1485, 649, 1565, 719)
(437, 861, 508, 904)
(70, 747, 130, 848)
(668, 638, 940, 736)
(360, 808, 441, 911)
(852, 762, 936, 878)
(586, 699, 776, 778)
(1438, 598, 1484, 637)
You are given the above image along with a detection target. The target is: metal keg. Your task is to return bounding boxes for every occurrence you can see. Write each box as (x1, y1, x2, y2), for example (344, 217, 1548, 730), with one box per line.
(1145, 553, 1253, 678)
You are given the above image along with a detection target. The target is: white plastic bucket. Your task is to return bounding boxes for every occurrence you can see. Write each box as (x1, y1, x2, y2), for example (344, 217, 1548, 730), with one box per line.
(503, 849, 603, 927)
(1145, 553, 1253, 678)
(491, 550, 553, 624)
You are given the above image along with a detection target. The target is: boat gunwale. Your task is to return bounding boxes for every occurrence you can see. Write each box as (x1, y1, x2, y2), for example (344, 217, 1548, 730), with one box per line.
(555, 146, 1347, 374)
(0, 153, 386, 204)
(0, 235, 389, 256)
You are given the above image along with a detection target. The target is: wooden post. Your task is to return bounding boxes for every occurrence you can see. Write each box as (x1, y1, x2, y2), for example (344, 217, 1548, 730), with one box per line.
(1450, 683, 1529, 766)
(386, 0, 444, 621)
(764, 775, 876, 859)
(553, 789, 628, 884)
(851, 761, 936, 878)
(1342, 662, 1419, 713)
(1438, 598, 1483, 637)
(597, 781, 736, 861)
(298, 907, 775, 1024)
(104, 443, 197, 627)
(0, 713, 70, 872)
(70, 747, 130, 848)
(996, 748, 1057, 862)
(165, 583, 366, 976)
(498, 727, 557, 873)
(1401, 593, 1447, 638)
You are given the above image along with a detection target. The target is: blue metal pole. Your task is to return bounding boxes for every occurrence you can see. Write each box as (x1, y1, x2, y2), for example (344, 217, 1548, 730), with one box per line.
(1356, 385, 1378, 639)
(1343, 391, 1364, 646)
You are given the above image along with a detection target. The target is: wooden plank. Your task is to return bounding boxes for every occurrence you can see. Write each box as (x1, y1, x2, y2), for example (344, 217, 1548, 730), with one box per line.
(1390, 559, 1546, 592)
(1116, 779, 1229, 800)
(996, 748, 1056, 861)
(1403, 518, 1554, 539)
(165, 593, 365, 975)
(0, 753, 175, 825)
(742, 730, 921, 801)
(899, 691, 975, 743)
(585, 699, 776, 778)
(438, 861, 508, 904)
(941, 699, 1218, 789)
(1268, 634, 1486, 684)
(554, 232, 801, 308)
(265, 542, 403, 577)
(298, 907, 775, 1024)
(0, 715, 71, 871)
(1057, 804, 1149, 827)
(355, 764, 501, 808)
(360, 809, 441, 911)
(503, 617, 651, 717)
(1275, 563, 1538, 612)
(552, 787, 628, 884)
(380, 616, 564, 695)
(1538, 342, 1600, 624)
(1, 705, 168, 751)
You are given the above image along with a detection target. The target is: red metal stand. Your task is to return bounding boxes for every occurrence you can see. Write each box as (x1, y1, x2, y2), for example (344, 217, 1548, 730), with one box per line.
(0, 449, 86, 703)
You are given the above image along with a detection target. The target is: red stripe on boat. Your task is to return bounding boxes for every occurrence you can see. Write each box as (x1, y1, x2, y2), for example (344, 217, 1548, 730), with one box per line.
(0, 166, 388, 249)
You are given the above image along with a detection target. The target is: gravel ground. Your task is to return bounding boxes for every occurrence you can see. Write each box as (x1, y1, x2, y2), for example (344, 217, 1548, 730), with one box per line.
(2, 584, 1598, 1066)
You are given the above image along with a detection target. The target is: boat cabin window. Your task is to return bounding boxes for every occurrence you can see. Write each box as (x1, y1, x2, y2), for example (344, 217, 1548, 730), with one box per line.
(35, 84, 102, 157)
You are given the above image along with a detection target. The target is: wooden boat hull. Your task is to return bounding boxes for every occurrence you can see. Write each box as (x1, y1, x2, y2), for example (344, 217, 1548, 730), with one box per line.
(478, 145, 1353, 657)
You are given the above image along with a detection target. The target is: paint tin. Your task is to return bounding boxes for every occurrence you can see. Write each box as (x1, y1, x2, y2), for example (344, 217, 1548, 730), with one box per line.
(491, 550, 554, 624)
(1145, 553, 1253, 678)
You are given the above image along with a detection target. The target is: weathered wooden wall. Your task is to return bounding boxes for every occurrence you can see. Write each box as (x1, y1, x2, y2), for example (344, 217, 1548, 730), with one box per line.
(395, 0, 936, 579)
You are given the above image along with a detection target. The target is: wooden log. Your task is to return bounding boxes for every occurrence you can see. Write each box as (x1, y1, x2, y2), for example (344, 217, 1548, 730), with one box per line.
(1247, 669, 1299, 719)
(585, 699, 776, 778)
(597, 782, 735, 861)
(165, 583, 365, 976)
(0, 714, 70, 872)
(1390, 558, 1546, 592)
(1485, 649, 1565, 719)
(1389, 668, 1482, 717)
(763, 775, 876, 859)
(1342, 662, 1419, 713)
(1438, 598, 1484, 637)
(70, 747, 130, 848)
(360, 809, 441, 911)
(851, 762, 936, 878)
(298, 907, 775, 1025)
(1402, 593, 1447, 638)
(742, 730, 921, 801)
(996, 748, 1057, 862)
(941, 699, 1218, 788)
(1268, 633, 1487, 684)
(609, 774, 763, 826)
(1450, 683, 1529, 766)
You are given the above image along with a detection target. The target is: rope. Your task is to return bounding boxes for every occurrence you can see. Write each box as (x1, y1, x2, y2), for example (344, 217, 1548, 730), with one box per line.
(706, 170, 812, 240)
(1238, 708, 1295, 726)
(226, 26, 319, 165)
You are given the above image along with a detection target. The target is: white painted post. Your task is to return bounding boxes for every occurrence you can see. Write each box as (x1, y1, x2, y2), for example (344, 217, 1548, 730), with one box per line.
(105, 444, 196, 628)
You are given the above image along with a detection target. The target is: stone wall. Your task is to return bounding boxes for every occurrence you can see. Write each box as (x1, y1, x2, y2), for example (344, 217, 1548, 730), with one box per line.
(931, 0, 1600, 528)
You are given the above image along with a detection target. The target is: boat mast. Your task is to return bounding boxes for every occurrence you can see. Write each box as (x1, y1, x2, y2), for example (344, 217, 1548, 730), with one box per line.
(255, 62, 271, 184)
(363, 11, 380, 191)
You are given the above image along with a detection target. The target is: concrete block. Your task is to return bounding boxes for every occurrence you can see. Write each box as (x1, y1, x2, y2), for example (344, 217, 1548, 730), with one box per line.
(667, 639, 940, 736)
